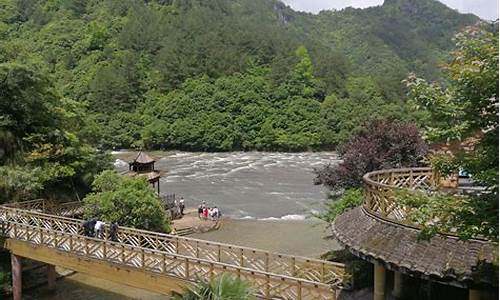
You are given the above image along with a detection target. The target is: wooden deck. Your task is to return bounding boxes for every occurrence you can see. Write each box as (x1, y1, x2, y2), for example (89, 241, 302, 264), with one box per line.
(0, 201, 348, 299)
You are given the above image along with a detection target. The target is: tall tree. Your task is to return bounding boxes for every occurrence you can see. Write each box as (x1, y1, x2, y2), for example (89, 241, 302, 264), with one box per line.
(405, 23, 498, 240)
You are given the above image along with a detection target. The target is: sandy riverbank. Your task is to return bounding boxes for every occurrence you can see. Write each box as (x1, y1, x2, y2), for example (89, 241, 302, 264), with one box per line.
(191, 218, 341, 258)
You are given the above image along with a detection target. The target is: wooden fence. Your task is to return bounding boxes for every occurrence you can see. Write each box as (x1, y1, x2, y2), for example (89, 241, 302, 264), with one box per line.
(363, 167, 435, 224)
(0, 204, 348, 299)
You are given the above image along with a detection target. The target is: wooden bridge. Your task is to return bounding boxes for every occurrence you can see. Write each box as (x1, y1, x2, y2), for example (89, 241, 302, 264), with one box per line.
(0, 200, 348, 299)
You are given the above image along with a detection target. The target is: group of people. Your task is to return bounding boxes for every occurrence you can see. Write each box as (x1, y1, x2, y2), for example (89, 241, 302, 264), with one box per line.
(82, 219, 119, 242)
(197, 201, 221, 221)
(175, 197, 185, 215)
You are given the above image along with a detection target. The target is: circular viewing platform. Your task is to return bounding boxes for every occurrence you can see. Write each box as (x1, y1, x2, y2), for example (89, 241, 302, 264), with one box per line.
(332, 168, 497, 298)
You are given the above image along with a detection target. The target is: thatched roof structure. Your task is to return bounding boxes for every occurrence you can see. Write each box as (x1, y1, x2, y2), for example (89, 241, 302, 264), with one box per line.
(333, 206, 498, 289)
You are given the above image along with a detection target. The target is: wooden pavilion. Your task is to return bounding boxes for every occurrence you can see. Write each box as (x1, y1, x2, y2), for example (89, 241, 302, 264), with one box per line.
(127, 151, 162, 194)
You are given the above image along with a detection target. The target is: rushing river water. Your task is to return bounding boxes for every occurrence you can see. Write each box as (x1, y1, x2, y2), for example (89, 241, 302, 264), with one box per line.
(24, 151, 340, 299)
(115, 151, 339, 219)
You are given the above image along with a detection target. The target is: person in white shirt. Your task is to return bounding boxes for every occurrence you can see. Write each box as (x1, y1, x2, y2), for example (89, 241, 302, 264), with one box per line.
(94, 220, 105, 239)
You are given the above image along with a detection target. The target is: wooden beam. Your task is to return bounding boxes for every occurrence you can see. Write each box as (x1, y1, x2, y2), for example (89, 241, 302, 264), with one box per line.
(5, 239, 188, 296)
(47, 264, 57, 292)
(11, 253, 22, 300)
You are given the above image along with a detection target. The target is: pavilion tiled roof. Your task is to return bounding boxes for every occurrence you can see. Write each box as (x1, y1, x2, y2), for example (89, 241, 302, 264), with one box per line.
(129, 151, 155, 164)
(333, 206, 498, 288)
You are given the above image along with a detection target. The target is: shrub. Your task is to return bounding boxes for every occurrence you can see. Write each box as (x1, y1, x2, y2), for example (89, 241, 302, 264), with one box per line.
(83, 170, 170, 233)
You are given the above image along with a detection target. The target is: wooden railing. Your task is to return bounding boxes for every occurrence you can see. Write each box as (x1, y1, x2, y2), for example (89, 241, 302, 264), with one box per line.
(4, 199, 347, 287)
(4, 199, 83, 217)
(363, 167, 436, 224)
(0, 203, 348, 298)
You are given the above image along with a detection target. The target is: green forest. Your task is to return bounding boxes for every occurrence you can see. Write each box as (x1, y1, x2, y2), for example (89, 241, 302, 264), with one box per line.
(0, 0, 479, 151)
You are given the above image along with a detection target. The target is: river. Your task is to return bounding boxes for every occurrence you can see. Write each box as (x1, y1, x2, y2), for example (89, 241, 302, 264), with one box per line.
(24, 151, 340, 299)
(115, 151, 339, 219)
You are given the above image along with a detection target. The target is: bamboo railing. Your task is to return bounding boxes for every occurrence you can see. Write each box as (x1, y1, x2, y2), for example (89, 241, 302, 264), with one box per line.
(363, 167, 436, 224)
(0, 203, 348, 299)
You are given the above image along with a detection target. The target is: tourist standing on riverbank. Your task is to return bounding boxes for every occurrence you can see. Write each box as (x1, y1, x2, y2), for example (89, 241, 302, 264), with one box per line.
(179, 197, 185, 215)
(203, 206, 208, 219)
(198, 204, 203, 219)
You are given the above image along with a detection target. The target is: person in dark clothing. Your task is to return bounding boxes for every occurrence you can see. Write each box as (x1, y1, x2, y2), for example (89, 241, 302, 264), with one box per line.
(197, 205, 203, 219)
(109, 222, 119, 242)
(82, 219, 97, 237)
(179, 197, 185, 215)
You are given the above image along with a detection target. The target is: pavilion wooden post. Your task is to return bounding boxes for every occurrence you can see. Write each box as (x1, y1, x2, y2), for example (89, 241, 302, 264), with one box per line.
(47, 264, 57, 292)
(11, 254, 22, 300)
(469, 289, 481, 300)
(373, 262, 386, 300)
(392, 271, 403, 299)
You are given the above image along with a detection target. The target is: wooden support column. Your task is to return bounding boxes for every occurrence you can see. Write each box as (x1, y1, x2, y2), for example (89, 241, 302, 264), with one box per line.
(392, 271, 403, 299)
(374, 262, 386, 300)
(47, 264, 57, 292)
(469, 289, 481, 300)
(11, 254, 22, 300)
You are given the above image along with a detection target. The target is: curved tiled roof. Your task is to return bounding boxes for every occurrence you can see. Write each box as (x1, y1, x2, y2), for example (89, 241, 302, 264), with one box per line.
(129, 151, 155, 164)
(333, 206, 498, 289)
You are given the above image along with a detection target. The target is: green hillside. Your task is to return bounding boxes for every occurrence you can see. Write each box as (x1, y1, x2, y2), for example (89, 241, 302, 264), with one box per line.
(0, 0, 479, 151)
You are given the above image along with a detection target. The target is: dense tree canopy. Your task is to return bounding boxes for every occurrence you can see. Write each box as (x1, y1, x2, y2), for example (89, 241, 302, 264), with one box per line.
(0, 0, 480, 151)
(0, 63, 110, 203)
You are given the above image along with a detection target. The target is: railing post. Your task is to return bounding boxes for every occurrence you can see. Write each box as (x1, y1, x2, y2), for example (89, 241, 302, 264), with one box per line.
(39, 225, 43, 245)
(265, 274, 270, 298)
(121, 244, 125, 263)
(175, 237, 179, 254)
(291, 257, 296, 277)
(217, 244, 221, 262)
(409, 169, 414, 188)
(162, 253, 166, 273)
(265, 252, 269, 272)
(185, 258, 190, 279)
(209, 262, 214, 281)
(239, 248, 244, 267)
(196, 240, 199, 258)
(141, 248, 145, 268)
(103, 242, 107, 260)
(297, 281, 302, 300)
(321, 262, 325, 283)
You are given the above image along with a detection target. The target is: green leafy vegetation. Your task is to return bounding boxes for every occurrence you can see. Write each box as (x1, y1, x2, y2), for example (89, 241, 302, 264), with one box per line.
(174, 274, 255, 300)
(319, 188, 363, 223)
(405, 23, 499, 240)
(0, 0, 479, 151)
(0, 63, 111, 203)
(83, 170, 171, 233)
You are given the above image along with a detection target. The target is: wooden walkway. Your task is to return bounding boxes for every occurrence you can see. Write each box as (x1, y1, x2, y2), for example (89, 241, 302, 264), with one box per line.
(0, 200, 347, 299)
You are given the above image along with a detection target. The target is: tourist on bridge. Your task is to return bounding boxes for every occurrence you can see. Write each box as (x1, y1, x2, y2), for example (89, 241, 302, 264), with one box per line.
(94, 220, 105, 239)
(109, 222, 119, 242)
(82, 219, 97, 237)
